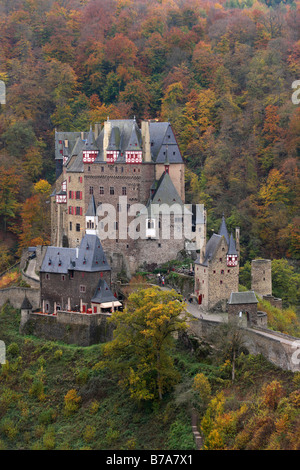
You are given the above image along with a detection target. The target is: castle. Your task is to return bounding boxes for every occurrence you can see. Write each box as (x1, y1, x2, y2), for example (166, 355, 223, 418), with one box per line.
(16, 118, 286, 347)
(51, 119, 206, 277)
(194, 215, 240, 311)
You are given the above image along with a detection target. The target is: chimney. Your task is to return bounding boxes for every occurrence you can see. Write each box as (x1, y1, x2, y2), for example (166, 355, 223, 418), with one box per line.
(103, 119, 112, 162)
(141, 120, 151, 162)
(94, 122, 101, 140)
(235, 227, 240, 259)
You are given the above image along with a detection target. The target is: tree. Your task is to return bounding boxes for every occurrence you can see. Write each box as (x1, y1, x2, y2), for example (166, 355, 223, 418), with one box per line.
(17, 179, 51, 254)
(99, 287, 189, 402)
(209, 318, 246, 382)
(0, 166, 21, 232)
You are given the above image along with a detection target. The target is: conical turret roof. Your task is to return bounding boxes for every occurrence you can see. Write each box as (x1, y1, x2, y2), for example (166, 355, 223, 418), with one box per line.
(219, 214, 229, 245)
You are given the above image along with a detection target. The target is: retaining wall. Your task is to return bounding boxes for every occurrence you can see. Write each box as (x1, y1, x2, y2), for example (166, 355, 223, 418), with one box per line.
(0, 287, 40, 310)
(187, 317, 300, 373)
(19, 310, 114, 346)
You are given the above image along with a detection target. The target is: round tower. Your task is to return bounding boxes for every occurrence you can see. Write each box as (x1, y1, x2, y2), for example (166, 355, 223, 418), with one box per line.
(251, 259, 272, 297)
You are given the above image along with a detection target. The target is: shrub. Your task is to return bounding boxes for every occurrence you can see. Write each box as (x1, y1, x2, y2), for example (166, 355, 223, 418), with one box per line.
(192, 373, 211, 404)
(43, 429, 55, 450)
(54, 349, 63, 360)
(64, 389, 81, 415)
(7, 342, 19, 357)
(261, 380, 284, 410)
(167, 419, 196, 450)
(89, 400, 100, 415)
(83, 425, 96, 443)
(1, 418, 18, 440)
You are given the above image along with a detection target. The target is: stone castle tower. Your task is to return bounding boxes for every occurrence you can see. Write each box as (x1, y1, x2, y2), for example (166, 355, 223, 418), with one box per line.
(51, 119, 206, 275)
(194, 215, 240, 311)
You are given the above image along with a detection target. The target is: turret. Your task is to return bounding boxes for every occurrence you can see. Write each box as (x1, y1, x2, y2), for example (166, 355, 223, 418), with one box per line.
(85, 195, 98, 235)
(83, 126, 98, 164)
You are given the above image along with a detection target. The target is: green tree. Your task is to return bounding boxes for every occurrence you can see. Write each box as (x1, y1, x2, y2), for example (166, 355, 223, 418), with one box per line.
(99, 287, 189, 402)
(0, 167, 21, 232)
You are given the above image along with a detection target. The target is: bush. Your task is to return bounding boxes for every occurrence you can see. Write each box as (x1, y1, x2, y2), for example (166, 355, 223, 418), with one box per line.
(83, 425, 96, 443)
(7, 343, 19, 357)
(64, 389, 81, 415)
(167, 419, 196, 450)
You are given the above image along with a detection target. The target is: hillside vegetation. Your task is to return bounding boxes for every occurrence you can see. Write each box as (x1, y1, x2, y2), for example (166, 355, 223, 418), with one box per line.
(0, 0, 299, 269)
(0, 301, 299, 450)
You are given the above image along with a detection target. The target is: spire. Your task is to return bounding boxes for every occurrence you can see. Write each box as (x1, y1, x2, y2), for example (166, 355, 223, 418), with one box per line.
(219, 214, 229, 245)
(85, 195, 97, 217)
(228, 232, 238, 255)
(85, 125, 96, 151)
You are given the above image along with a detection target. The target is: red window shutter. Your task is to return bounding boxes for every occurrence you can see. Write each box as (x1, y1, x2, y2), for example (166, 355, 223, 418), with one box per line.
(80, 207, 82, 216)
(71, 206, 74, 215)
(80, 191, 82, 200)
(80, 177, 82, 183)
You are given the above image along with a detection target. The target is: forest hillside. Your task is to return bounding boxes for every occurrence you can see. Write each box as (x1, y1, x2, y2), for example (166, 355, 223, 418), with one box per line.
(0, 0, 299, 279)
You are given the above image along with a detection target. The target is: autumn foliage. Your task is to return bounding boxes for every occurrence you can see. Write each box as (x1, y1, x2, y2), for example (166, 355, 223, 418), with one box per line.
(0, 0, 298, 264)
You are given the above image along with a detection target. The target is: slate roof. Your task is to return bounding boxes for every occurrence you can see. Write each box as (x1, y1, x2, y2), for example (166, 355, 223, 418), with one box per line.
(219, 215, 230, 244)
(40, 234, 111, 274)
(21, 296, 32, 310)
(55, 131, 88, 161)
(228, 291, 258, 305)
(91, 279, 117, 304)
(56, 120, 183, 167)
(85, 195, 97, 217)
(228, 233, 238, 255)
(149, 122, 183, 163)
(84, 126, 97, 151)
(149, 171, 183, 206)
(195, 233, 223, 266)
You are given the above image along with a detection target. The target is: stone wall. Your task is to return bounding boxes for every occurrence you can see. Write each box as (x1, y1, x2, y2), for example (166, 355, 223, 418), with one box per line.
(251, 259, 272, 297)
(0, 287, 40, 310)
(20, 310, 114, 346)
(186, 317, 300, 373)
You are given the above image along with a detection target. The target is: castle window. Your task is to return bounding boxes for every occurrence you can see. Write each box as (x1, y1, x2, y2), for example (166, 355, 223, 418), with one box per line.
(69, 222, 72, 231)
(221, 270, 224, 274)
(89, 186, 93, 195)
(76, 223, 80, 232)
(101, 166, 104, 172)
(75, 207, 82, 216)
(110, 187, 114, 195)
(75, 191, 82, 200)
(220, 280, 223, 284)
(80, 285, 86, 293)
(213, 270, 216, 274)
(45, 273, 50, 280)
(122, 186, 127, 195)
(99, 186, 104, 195)
(219, 258, 222, 262)
(228, 270, 230, 273)
(158, 243, 161, 248)
(61, 275, 65, 281)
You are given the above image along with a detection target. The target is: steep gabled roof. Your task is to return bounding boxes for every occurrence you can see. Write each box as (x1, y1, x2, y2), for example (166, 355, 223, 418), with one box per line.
(197, 233, 223, 266)
(85, 195, 97, 217)
(228, 291, 258, 305)
(40, 234, 111, 274)
(91, 279, 117, 304)
(219, 215, 230, 245)
(149, 122, 183, 164)
(149, 171, 183, 206)
(228, 233, 238, 255)
(84, 126, 97, 151)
